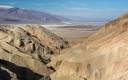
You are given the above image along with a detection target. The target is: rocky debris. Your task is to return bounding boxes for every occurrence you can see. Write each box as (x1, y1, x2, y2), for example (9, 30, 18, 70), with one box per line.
(0, 24, 69, 80)
(48, 13, 128, 80)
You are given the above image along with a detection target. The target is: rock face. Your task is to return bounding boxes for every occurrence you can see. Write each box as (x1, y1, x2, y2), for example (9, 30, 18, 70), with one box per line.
(22, 25, 69, 54)
(49, 13, 128, 80)
(0, 24, 69, 80)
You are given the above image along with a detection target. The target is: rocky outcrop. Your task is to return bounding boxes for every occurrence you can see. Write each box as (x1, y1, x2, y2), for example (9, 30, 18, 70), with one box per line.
(48, 13, 128, 80)
(0, 24, 69, 80)
(0, 26, 52, 63)
(22, 25, 69, 53)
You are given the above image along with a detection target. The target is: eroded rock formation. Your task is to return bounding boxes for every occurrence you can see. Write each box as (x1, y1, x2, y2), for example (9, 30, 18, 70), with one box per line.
(0, 24, 69, 80)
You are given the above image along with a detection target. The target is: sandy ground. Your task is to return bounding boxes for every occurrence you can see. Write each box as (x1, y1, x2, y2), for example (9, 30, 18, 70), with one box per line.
(46, 25, 100, 45)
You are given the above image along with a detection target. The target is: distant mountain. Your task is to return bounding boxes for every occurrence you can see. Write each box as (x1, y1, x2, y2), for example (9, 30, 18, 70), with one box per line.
(0, 7, 68, 24)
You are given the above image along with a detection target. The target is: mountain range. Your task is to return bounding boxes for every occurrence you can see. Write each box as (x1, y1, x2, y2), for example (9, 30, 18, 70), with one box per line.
(0, 7, 68, 24)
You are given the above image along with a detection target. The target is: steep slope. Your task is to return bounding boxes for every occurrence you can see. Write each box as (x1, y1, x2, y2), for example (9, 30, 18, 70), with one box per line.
(85, 13, 128, 44)
(48, 13, 128, 80)
(0, 7, 68, 24)
(0, 24, 69, 80)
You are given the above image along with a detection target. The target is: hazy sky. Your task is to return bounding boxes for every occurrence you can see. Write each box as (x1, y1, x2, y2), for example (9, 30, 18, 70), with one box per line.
(0, 0, 128, 21)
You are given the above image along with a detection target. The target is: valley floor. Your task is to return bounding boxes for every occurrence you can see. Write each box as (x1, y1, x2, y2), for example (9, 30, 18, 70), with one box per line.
(46, 25, 100, 45)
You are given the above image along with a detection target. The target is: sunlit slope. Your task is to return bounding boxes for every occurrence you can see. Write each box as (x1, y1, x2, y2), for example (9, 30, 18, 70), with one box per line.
(49, 13, 128, 80)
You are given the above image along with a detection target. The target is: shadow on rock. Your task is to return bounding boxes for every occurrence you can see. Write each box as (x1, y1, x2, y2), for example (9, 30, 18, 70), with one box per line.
(0, 67, 12, 80)
(0, 59, 50, 80)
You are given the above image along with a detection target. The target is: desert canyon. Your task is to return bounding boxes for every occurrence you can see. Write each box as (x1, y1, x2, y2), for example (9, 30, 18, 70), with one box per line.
(0, 13, 128, 80)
